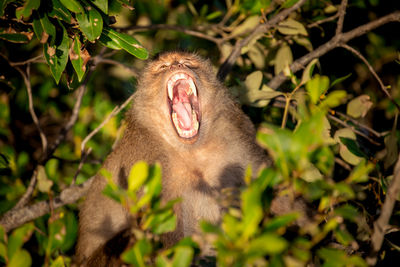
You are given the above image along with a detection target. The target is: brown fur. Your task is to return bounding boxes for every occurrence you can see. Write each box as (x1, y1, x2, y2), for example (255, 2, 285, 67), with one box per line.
(76, 52, 269, 266)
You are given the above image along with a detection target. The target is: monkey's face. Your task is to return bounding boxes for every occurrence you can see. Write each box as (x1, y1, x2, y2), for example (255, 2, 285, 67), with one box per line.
(136, 52, 218, 145)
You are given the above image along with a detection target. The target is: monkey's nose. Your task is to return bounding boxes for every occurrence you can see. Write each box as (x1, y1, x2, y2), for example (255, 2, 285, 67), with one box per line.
(171, 63, 183, 69)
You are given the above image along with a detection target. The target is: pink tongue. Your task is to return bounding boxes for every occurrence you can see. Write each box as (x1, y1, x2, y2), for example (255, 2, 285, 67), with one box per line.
(172, 80, 193, 130)
(173, 102, 192, 129)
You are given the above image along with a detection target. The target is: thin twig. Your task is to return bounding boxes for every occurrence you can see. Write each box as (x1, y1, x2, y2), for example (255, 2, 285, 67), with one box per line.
(268, 11, 400, 90)
(72, 147, 92, 185)
(93, 57, 139, 77)
(16, 65, 48, 154)
(341, 44, 400, 112)
(335, 111, 384, 138)
(11, 168, 38, 210)
(217, 0, 307, 81)
(327, 114, 381, 146)
(307, 13, 340, 28)
(367, 152, 400, 265)
(80, 94, 134, 155)
(335, 0, 348, 36)
(9, 54, 44, 66)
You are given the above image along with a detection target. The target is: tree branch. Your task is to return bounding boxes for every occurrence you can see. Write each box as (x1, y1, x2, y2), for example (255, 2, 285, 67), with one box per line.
(341, 44, 400, 112)
(267, 11, 400, 89)
(0, 176, 95, 232)
(217, 0, 307, 81)
(15, 65, 48, 154)
(367, 152, 400, 265)
(335, 0, 348, 36)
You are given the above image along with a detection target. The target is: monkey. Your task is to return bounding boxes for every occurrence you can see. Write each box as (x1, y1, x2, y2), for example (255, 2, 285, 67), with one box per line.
(76, 51, 269, 266)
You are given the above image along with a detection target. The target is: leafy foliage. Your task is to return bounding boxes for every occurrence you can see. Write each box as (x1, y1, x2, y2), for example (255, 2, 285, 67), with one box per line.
(1, 0, 399, 266)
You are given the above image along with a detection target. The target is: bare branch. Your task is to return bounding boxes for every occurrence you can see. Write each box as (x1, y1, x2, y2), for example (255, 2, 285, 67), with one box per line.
(335, 0, 348, 35)
(80, 94, 134, 155)
(0, 177, 95, 232)
(15, 65, 48, 154)
(217, 0, 308, 81)
(341, 44, 400, 112)
(335, 111, 385, 138)
(367, 152, 400, 265)
(307, 13, 339, 28)
(72, 147, 93, 185)
(268, 11, 400, 89)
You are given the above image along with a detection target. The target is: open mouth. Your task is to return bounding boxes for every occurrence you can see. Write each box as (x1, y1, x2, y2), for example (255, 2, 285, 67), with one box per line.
(167, 72, 200, 139)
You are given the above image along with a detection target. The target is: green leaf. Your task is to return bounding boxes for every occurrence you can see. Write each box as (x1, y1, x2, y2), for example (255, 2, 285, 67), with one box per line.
(281, 0, 300, 8)
(102, 28, 148, 59)
(75, 3, 103, 42)
(317, 248, 347, 265)
(277, 18, 308, 36)
(8, 249, 31, 267)
(320, 90, 347, 109)
(347, 94, 373, 118)
(48, 0, 72, 23)
(0, 243, 6, 261)
(37, 165, 53, 192)
(301, 58, 318, 84)
(91, 0, 108, 14)
(8, 224, 34, 260)
(275, 44, 293, 76)
(0, 33, 31, 43)
(121, 239, 152, 267)
(264, 213, 299, 231)
(59, 0, 84, 13)
(70, 36, 87, 82)
(231, 15, 260, 36)
(172, 247, 194, 267)
(334, 128, 363, 165)
(331, 73, 352, 87)
(32, 11, 56, 44)
(305, 74, 329, 104)
(43, 22, 69, 84)
(0, 225, 5, 243)
(15, 0, 40, 19)
(247, 233, 288, 255)
(50, 256, 65, 267)
(128, 161, 149, 193)
(346, 160, 373, 183)
(334, 204, 360, 222)
(339, 137, 365, 158)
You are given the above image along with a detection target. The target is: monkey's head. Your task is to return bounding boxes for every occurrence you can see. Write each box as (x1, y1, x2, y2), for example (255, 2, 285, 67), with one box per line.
(133, 51, 228, 147)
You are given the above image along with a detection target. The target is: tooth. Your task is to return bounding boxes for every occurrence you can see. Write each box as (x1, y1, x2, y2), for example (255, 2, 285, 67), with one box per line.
(168, 81, 173, 100)
(188, 79, 197, 96)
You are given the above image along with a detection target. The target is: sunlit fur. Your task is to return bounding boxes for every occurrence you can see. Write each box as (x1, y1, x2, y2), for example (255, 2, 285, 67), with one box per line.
(76, 52, 269, 266)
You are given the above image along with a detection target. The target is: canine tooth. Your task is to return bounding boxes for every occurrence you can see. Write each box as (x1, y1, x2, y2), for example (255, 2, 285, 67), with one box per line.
(188, 79, 197, 96)
(168, 81, 173, 100)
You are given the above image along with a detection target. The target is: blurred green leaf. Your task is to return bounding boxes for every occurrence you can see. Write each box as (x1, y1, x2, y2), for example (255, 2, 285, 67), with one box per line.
(347, 95, 373, 118)
(15, 0, 40, 19)
(122, 239, 152, 267)
(59, 0, 84, 13)
(50, 256, 65, 267)
(37, 165, 53, 192)
(334, 204, 360, 222)
(8, 223, 34, 260)
(275, 44, 293, 76)
(171, 246, 193, 267)
(247, 233, 288, 255)
(278, 18, 308, 36)
(128, 161, 149, 193)
(8, 249, 31, 267)
(339, 137, 365, 158)
(264, 212, 299, 231)
(305, 75, 329, 104)
(331, 73, 352, 87)
(76, 2, 103, 42)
